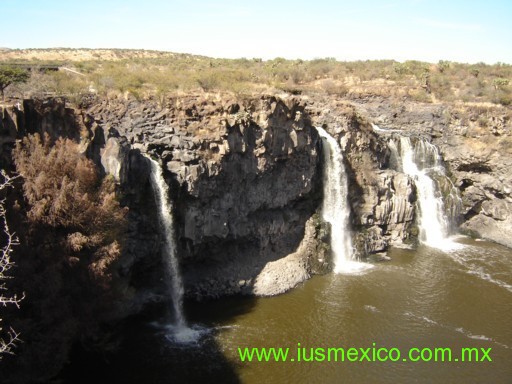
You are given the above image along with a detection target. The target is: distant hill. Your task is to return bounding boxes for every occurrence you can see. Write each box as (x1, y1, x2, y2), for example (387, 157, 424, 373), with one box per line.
(0, 48, 184, 62)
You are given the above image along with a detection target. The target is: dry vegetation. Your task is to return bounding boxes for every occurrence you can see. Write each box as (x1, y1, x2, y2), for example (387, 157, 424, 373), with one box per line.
(0, 133, 127, 381)
(13, 133, 127, 286)
(1, 48, 511, 106)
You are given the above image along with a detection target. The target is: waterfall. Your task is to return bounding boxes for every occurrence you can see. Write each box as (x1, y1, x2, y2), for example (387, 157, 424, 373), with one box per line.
(148, 157, 200, 343)
(316, 127, 372, 273)
(397, 136, 461, 250)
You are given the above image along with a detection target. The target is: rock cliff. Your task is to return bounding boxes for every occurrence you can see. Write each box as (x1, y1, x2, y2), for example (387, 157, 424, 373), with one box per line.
(357, 97, 512, 248)
(2, 94, 511, 305)
(306, 96, 418, 254)
(1, 95, 329, 301)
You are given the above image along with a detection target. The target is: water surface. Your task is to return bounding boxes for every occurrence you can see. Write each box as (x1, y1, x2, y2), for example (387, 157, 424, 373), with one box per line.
(188, 237, 512, 384)
(61, 237, 512, 384)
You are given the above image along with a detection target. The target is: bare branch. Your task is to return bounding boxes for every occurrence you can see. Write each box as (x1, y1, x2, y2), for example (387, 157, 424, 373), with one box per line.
(0, 325, 21, 359)
(0, 169, 23, 358)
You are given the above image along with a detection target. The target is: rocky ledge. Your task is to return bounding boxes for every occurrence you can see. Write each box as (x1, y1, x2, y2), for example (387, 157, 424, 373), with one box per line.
(356, 97, 512, 248)
(1, 93, 511, 304)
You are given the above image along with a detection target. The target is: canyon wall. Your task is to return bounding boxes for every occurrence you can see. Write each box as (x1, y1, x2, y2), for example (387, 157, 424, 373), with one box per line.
(358, 97, 512, 248)
(2, 94, 511, 306)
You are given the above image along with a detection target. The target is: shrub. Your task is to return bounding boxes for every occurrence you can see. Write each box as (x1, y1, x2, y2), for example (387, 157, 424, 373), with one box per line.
(320, 79, 348, 96)
(437, 60, 450, 73)
(12, 133, 126, 285)
(0, 133, 128, 381)
(393, 62, 411, 76)
(0, 171, 22, 359)
(492, 77, 509, 90)
(0, 66, 30, 99)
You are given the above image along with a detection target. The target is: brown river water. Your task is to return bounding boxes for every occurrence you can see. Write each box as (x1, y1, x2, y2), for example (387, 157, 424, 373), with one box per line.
(61, 236, 512, 384)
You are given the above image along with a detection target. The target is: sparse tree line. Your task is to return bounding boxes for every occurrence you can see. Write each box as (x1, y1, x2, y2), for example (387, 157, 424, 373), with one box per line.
(1, 56, 511, 106)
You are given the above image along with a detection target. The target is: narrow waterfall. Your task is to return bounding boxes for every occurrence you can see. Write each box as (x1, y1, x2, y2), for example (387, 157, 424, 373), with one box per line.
(397, 136, 461, 250)
(148, 157, 200, 343)
(316, 127, 372, 273)
(148, 158, 186, 326)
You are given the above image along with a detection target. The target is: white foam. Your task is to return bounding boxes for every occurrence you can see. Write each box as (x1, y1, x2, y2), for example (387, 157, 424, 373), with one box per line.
(405, 312, 510, 349)
(150, 321, 208, 346)
(371, 123, 402, 133)
(447, 246, 512, 293)
(466, 268, 512, 293)
(335, 260, 374, 274)
(166, 324, 204, 344)
(424, 236, 465, 252)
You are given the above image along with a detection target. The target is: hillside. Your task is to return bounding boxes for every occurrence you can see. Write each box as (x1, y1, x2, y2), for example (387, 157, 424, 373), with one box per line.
(0, 48, 183, 62)
(1, 48, 511, 106)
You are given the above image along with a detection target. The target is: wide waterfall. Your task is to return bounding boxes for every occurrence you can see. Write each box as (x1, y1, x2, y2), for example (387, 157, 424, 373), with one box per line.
(316, 127, 372, 273)
(148, 157, 200, 343)
(396, 136, 461, 250)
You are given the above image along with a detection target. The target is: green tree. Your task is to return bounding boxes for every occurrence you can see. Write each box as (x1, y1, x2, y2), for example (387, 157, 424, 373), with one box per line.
(0, 66, 30, 100)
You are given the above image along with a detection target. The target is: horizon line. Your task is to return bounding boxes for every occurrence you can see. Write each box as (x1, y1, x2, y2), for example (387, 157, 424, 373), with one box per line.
(1, 47, 511, 66)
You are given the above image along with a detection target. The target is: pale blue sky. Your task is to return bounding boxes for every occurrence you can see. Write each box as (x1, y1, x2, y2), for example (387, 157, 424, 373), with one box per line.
(1, 0, 511, 63)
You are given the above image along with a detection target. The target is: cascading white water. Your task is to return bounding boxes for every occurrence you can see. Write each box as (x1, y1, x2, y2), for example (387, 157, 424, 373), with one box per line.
(148, 157, 200, 343)
(398, 136, 461, 251)
(316, 127, 372, 273)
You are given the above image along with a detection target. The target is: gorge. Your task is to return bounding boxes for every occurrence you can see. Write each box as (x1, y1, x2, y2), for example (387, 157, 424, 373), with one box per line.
(0, 94, 511, 383)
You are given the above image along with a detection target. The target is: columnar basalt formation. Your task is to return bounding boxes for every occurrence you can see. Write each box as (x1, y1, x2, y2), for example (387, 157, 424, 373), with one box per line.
(355, 97, 512, 248)
(1, 94, 511, 303)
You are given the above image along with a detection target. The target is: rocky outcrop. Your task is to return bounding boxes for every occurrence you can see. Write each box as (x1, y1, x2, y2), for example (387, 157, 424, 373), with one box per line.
(306, 96, 418, 255)
(440, 108, 512, 247)
(253, 214, 330, 296)
(1, 95, 331, 302)
(355, 97, 512, 248)
(2, 94, 511, 303)
(78, 94, 328, 299)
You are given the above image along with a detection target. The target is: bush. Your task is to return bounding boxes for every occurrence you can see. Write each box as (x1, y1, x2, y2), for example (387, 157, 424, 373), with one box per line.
(0, 66, 30, 99)
(319, 79, 348, 96)
(0, 133, 128, 381)
(492, 77, 510, 90)
(0, 171, 22, 360)
(12, 133, 126, 285)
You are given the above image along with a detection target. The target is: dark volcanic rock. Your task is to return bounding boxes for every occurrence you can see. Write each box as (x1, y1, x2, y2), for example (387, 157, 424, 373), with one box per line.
(82, 95, 326, 299)
(3, 94, 510, 301)
(306, 96, 418, 255)
(353, 97, 512, 248)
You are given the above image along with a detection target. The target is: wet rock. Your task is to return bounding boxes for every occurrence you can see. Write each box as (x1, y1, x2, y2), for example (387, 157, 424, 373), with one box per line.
(349, 97, 512, 249)
(5, 94, 511, 303)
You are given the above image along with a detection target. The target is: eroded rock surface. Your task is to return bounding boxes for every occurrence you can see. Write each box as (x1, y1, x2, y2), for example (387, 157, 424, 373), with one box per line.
(356, 97, 512, 247)
(2, 94, 510, 302)
(83, 95, 325, 299)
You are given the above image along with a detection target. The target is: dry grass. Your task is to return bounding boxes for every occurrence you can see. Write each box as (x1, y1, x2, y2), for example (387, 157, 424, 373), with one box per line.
(1, 49, 511, 106)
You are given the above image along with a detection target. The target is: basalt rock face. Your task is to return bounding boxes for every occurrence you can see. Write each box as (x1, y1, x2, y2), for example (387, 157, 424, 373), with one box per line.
(306, 97, 418, 256)
(357, 98, 512, 248)
(3, 95, 510, 303)
(1, 95, 328, 302)
(82, 95, 326, 298)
